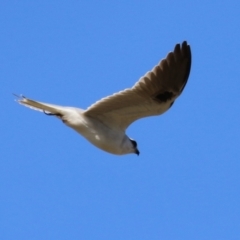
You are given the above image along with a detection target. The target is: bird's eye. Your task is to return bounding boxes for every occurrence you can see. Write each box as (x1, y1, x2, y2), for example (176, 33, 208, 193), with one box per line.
(130, 139, 137, 148)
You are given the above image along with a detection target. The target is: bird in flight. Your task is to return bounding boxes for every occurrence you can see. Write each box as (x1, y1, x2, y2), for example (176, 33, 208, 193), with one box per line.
(15, 41, 191, 156)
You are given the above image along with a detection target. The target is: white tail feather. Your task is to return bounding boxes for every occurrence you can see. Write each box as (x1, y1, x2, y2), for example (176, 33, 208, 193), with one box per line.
(14, 94, 66, 115)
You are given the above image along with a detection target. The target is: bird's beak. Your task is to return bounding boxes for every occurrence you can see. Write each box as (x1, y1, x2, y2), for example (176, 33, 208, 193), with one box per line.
(135, 149, 140, 156)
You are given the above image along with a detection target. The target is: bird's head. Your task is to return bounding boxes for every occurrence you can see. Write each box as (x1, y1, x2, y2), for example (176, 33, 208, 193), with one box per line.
(121, 136, 139, 155)
(129, 138, 140, 156)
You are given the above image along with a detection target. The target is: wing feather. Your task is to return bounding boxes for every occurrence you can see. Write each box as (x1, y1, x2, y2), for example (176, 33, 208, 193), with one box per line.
(84, 41, 191, 131)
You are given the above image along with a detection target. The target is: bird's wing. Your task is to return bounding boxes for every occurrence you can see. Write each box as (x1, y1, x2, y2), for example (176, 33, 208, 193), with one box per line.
(84, 41, 191, 131)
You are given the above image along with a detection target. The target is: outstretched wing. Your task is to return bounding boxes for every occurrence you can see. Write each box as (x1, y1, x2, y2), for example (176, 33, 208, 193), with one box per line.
(84, 41, 191, 131)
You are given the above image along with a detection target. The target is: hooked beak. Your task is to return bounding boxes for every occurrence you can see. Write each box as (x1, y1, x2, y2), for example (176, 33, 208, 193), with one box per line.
(135, 149, 140, 156)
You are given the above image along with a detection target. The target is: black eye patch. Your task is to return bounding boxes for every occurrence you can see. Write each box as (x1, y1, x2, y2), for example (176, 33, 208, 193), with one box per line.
(130, 139, 137, 148)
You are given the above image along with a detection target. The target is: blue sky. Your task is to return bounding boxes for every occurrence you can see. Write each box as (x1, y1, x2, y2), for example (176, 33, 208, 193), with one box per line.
(1, 1, 240, 239)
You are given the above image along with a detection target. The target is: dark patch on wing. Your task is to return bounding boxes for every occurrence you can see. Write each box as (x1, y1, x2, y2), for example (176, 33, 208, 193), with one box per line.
(153, 91, 174, 103)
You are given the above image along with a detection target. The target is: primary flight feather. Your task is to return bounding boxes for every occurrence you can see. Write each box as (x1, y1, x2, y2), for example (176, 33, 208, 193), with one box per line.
(15, 41, 191, 156)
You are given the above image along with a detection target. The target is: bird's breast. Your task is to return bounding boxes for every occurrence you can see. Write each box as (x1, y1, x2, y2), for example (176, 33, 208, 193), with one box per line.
(67, 115, 126, 155)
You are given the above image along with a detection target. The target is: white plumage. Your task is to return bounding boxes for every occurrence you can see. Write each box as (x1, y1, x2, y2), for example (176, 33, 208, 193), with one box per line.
(15, 41, 191, 156)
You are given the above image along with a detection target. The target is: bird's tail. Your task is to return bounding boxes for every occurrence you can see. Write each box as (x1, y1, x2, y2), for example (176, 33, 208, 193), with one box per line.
(14, 94, 67, 117)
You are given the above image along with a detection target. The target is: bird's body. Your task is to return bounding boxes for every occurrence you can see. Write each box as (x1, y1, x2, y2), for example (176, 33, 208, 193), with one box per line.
(63, 109, 132, 155)
(15, 41, 191, 156)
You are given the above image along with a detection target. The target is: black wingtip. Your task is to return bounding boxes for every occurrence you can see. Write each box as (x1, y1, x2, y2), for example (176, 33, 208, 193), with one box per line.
(180, 41, 191, 93)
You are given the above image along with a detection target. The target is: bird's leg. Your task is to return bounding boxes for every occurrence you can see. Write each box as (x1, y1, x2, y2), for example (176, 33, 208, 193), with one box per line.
(43, 111, 67, 123)
(43, 111, 63, 117)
